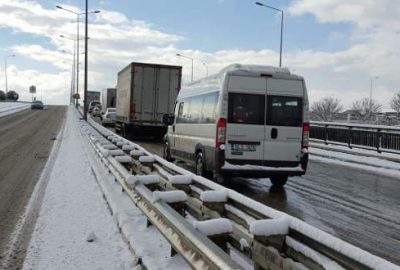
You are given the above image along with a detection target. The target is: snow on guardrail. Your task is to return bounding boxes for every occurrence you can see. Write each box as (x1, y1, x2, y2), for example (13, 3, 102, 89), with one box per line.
(79, 111, 400, 270)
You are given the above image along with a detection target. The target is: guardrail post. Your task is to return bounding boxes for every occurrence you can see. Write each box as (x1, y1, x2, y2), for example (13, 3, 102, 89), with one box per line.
(348, 126, 353, 149)
(324, 124, 329, 145)
(377, 128, 382, 153)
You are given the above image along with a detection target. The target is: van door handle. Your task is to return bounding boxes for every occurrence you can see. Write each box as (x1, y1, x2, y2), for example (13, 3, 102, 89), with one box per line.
(271, 128, 278, 139)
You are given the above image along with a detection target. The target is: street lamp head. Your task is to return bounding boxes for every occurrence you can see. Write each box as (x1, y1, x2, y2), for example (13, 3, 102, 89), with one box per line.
(93, 10, 101, 13)
(56, 5, 63, 9)
(176, 53, 181, 56)
(255, 2, 264, 6)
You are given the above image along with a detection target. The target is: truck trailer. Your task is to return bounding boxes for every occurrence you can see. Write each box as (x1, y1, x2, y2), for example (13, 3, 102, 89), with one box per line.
(115, 62, 182, 138)
(86, 90, 100, 105)
(101, 88, 117, 112)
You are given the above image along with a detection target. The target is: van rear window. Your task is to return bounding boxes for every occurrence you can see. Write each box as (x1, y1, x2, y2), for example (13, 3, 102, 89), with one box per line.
(266, 96, 303, 127)
(228, 93, 265, 125)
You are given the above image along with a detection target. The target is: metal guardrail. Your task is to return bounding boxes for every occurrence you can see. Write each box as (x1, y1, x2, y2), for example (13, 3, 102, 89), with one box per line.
(78, 112, 398, 270)
(310, 121, 400, 154)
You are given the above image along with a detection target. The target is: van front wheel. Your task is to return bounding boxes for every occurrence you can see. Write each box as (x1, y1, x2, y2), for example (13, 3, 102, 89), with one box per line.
(270, 176, 288, 187)
(163, 141, 174, 162)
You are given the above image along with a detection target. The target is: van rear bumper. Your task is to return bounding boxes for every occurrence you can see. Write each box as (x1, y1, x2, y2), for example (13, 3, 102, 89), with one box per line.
(215, 150, 308, 178)
(219, 167, 305, 178)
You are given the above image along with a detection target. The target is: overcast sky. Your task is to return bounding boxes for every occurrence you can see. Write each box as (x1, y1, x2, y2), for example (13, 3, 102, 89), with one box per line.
(0, 0, 399, 110)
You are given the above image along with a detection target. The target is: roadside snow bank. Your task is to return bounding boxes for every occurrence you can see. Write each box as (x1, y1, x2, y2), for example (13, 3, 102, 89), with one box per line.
(22, 107, 135, 270)
(0, 102, 30, 117)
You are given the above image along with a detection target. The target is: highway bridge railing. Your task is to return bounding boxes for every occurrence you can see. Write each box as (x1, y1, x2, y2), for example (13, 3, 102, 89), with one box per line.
(310, 121, 400, 155)
(77, 111, 399, 270)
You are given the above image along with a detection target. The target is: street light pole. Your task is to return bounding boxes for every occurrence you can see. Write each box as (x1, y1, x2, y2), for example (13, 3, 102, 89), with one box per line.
(60, 35, 78, 104)
(56, 6, 100, 109)
(83, 0, 89, 120)
(369, 76, 379, 116)
(176, 53, 194, 82)
(76, 15, 80, 107)
(4, 54, 15, 95)
(255, 2, 284, 67)
(369, 76, 379, 105)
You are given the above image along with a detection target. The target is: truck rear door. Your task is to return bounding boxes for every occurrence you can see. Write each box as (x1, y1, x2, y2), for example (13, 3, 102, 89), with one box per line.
(156, 67, 180, 120)
(133, 66, 156, 122)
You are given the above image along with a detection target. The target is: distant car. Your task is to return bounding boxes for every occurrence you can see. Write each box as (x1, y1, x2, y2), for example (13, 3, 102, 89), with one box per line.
(101, 107, 116, 126)
(88, 101, 101, 113)
(31, 100, 44, 110)
(92, 105, 102, 117)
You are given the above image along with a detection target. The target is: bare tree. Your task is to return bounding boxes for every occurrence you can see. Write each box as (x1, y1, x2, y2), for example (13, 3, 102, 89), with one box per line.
(311, 97, 343, 121)
(390, 92, 400, 116)
(351, 98, 382, 121)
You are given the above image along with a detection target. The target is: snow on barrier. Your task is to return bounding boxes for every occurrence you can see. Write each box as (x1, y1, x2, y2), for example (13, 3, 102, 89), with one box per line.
(79, 111, 400, 270)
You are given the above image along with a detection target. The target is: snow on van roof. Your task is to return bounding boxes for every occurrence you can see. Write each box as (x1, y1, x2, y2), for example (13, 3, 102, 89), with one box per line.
(178, 63, 297, 99)
(219, 63, 290, 75)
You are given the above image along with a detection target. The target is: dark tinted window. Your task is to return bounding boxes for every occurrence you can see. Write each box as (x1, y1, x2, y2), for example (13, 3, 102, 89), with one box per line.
(266, 96, 303, 127)
(228, 93, 265, 125)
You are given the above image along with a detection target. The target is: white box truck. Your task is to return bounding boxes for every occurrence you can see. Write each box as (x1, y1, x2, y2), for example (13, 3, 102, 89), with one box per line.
(115, 62, 182, 138)
(101, 88, 116, 112)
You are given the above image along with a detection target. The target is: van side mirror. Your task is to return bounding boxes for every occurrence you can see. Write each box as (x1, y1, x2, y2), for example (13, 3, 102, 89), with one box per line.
(162, 114, 174, 125)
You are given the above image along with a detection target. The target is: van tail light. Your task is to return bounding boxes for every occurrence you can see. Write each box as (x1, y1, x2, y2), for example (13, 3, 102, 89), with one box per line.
(216, 118, 226, 168)
(216, 118, 226, 148)
(302, 123, 310, 149)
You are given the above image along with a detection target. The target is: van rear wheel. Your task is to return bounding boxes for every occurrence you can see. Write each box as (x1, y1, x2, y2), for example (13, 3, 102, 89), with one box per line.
(195, 152, 206, 177)
(270, 176, 288, 187)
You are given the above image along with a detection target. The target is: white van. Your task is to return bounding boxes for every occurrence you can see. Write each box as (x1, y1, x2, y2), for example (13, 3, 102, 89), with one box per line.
(163, 64, 309, 186)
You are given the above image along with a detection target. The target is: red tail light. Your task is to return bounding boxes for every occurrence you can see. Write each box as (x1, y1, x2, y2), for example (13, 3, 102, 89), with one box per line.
(216, 118, 226, 148)
(302, 123, 310, 149)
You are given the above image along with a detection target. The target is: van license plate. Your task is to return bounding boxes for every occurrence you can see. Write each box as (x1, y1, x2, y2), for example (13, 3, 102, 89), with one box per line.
(231, 144, 256, 152)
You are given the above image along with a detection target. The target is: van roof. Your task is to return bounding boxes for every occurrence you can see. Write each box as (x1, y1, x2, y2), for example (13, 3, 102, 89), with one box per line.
(220, 63, 290, 75)
(178, 64, 304, 99)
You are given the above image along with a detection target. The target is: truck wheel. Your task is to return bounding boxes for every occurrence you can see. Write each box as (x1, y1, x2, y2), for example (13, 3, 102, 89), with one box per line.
(195, 152, 206, 177)
(163, 141, 174, 162)
(270, 176, 288, 187)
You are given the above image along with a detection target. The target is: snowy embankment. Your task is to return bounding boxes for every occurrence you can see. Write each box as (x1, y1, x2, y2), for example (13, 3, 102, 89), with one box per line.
(22, 107, 136, 270)
(309, 143, 400, 179)
(0, 102, 30, 117)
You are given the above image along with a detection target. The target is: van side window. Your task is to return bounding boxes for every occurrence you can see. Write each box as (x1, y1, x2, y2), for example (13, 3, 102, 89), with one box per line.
(190, 96, 202, 123)
(176, 102, 185, 123)
(176, 92, 219, 124)
(182, 98, 192, 122)
(201, 92, 218, 123)
(228, 93, 265, 125)
(266, 96, 303, 127)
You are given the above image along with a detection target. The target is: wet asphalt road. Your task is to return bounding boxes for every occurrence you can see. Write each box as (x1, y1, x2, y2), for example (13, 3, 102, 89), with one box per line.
(96, 117, 400, 265)
(0, 106, 66, 269)
(223, 161, 400, 265)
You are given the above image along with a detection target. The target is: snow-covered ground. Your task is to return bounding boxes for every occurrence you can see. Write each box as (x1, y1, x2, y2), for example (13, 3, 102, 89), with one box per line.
(18, 107, 400, 269)
(22, 108, 136, 270)
(309, 144, 400, 179)
(0, 102, 30, 117)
